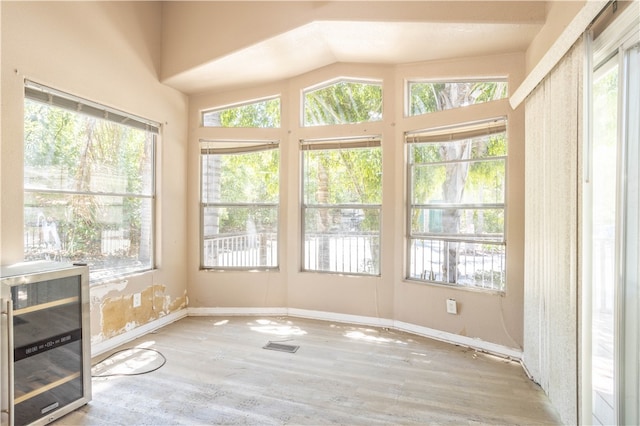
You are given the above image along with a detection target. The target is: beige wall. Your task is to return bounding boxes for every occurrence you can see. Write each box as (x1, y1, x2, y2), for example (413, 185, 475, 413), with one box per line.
(0, 1, 608, 420)
(396, 55, 526, 349)
(188, 54, 526, 350)
(525, 0, 586, 73)
(0, 1, 189, 345)
(0, 0, 583, 355)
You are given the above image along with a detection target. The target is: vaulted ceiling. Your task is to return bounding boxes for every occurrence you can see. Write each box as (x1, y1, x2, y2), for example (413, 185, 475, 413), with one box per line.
(160, 1, 549, 94)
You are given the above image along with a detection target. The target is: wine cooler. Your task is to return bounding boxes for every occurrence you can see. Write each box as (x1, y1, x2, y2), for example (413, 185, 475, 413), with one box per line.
(1, 262, 91, 426)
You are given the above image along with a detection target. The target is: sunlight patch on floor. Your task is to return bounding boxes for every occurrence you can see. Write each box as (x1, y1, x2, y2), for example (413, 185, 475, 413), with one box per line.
(249, 319, 308, 336)
(344, 330, 407, 345)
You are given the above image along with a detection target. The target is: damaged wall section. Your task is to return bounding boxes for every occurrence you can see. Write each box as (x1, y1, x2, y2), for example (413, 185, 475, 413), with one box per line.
(90, 279, 188, 345)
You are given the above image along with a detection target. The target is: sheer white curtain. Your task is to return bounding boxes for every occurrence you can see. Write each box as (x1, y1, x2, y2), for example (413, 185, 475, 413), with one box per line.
(523, 37, 584, 425)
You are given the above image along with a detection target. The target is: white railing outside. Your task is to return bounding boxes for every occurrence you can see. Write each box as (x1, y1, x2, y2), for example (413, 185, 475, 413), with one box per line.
(304, 232, 380, 275)
(409, 238, 506, 290)
(203, 232, 277, 268)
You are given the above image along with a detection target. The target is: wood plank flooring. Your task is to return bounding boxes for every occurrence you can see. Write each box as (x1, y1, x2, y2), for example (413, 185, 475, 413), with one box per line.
(54, 316, 561, 425)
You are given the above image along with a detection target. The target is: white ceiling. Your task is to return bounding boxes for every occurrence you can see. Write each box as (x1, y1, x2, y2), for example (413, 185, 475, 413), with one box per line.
(164, 16, 545, 94)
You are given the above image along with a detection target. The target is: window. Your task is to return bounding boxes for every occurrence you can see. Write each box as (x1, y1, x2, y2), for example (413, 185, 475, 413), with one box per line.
(407, 80, 507, 116)
(303, 79, 382, 126)
(200, 140, 279, 269)
(406, 118, 507, 291)
(587, 7, 640, 423)
(301, 137, 382, 275)
(23, 81, 157, 282)
(202, 96, 281, 128)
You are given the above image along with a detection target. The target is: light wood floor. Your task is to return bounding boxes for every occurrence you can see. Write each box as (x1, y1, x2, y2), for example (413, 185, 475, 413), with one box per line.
(55, 316, 561, 425)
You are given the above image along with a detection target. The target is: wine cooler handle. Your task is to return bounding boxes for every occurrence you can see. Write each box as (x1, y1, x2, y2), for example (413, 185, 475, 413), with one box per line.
(2, 299, 14, 426)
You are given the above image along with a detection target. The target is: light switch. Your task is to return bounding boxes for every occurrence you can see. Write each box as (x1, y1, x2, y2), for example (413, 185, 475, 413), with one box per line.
(446, 298, 457, 314)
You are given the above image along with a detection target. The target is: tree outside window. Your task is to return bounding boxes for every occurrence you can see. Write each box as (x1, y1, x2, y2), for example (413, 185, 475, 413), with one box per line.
(407, 119, 507, 290)
(303, 79, 382, 126)
(301, 138, 382, 275)
(200, 142, 279, 269)
(408, 80, 507, 116)
(406, 80, 508, 291)
(202, 97, 280, 128)
(23, 83, 156, 282)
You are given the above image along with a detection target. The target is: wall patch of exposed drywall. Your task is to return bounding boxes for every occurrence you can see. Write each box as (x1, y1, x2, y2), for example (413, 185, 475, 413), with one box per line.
(91, 284, 187, 344)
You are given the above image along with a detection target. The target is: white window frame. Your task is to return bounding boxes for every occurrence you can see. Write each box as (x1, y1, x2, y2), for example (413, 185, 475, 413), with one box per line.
(200, 140, 280, 270)
(301, 78, 383, 127)
(405, 78, 508, 117)
(201, 95, 281, 128)
(23, 81, 158, 283)
(300, 136, 382, 276)
(406, 118, 507, 291)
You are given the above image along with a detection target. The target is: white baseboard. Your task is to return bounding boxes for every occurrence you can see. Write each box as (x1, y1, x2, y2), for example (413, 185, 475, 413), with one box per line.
(287, 308, 395, 328)
(187, 306, 287, 316)
(91, 309, 188, 358)
(185, 306, 522, 361)
(393, 320, 522, 361)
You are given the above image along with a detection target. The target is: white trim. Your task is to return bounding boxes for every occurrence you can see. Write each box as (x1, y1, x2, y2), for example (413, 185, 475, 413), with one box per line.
(520, 354, 536, 382)
(185, 306, 522, 360)
(593, 1, 640, 67)
(287, 308, 395, 328)
(394, 320, 521, 361)
(510, 0, 608, 109)
(187, 306, 287, 316)
(91, 309, 187, 358)
(581, 29, 595, 426)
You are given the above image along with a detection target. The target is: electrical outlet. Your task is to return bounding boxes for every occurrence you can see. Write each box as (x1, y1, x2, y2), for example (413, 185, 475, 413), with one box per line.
(446, 298, 457, 314)
(133, 292, 142, 308)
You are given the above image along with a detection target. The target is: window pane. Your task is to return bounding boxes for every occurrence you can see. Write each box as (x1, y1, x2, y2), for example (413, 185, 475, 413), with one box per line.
(200, 144, 279, 269)
(202, 149, 279, 204)
(202, 206, 278, 268)
(408, 81, 507, 116)
(303, 80, 382, 126)
(407, 120, 506, 289)
(591, 54, 618, 425)
(24, 192, 153, 280)
(411, 207, 504, 239)
(302, 147, 382, 204)
(202, 97, 280, 128)
(302, 140, 382, 275)
(24, 94, 155, 282)
(407, 238, 505, 291)
(24, 100, 153, 196)
(410, 133, 507, 163)
(303, 207, 380, 275)
(412, 160, 505, 205)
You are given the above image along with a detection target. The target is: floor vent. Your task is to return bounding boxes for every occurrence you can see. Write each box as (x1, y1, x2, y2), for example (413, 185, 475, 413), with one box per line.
(263, 342, 299, 353)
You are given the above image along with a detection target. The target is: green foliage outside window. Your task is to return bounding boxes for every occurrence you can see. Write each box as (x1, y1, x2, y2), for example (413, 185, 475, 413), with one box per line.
(300, 140, 382, 275)
(304, 80, 383, 126)
(409, 81, 507, 116)
(197, 76, 509, 285)
(202, 97, 281, 128)
(24, 98, 154, 280)
(203, 149, 279, 233)
(303, 147, 382, 205)
(408, 126, 507, 289)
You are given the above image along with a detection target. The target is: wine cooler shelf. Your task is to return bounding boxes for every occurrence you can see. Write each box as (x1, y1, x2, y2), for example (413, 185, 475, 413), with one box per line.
(1, 262, 91, 426)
